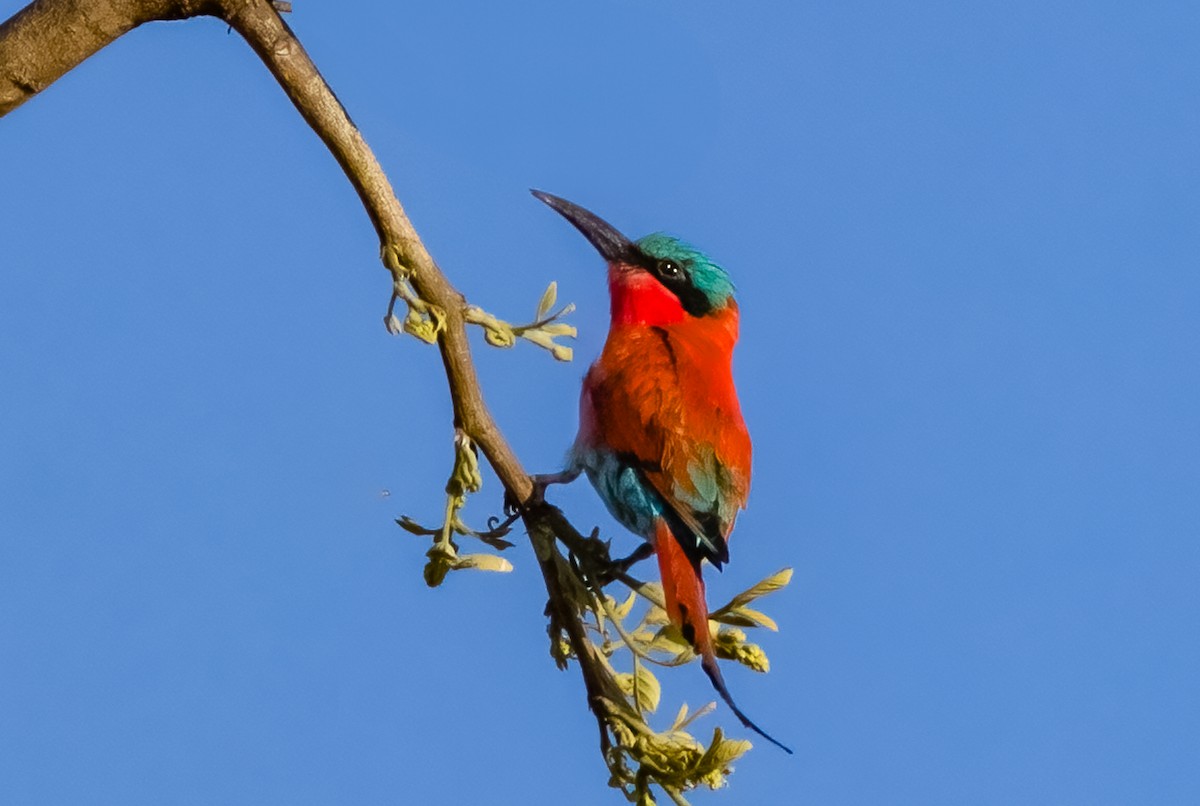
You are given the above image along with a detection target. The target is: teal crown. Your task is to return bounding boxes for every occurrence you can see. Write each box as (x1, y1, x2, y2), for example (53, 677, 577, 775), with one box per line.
(636, 233, 736, 310)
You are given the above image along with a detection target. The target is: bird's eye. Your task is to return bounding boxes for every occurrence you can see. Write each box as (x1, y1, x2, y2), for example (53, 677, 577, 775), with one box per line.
(657, 259, 681, 278)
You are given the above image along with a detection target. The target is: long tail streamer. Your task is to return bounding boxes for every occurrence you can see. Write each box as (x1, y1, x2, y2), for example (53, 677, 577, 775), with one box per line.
(654, 520, 793, 754)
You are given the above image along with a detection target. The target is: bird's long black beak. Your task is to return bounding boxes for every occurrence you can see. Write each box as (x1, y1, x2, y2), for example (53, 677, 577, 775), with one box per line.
(531, 189, 638, 264)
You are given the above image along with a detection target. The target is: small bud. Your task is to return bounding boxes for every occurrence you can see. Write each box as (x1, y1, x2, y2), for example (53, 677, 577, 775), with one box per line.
(380, 243, 406, 274)
(423, 556, 450, 587)
(450, 432, 482, 494)
(403, 308, 443, 344)
(713, 627, 770, 672)
(484, 326, 516, 348)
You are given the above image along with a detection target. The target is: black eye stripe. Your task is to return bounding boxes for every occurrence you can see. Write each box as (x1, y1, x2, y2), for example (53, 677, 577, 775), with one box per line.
(638, 252, 713, 316)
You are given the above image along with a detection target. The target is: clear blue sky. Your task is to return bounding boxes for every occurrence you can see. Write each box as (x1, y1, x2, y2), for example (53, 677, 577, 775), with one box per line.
(2, 2, 1198, 803)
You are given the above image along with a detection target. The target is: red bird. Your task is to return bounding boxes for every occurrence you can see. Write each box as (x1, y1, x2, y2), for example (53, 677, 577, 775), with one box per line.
(532, 190, 790, 753)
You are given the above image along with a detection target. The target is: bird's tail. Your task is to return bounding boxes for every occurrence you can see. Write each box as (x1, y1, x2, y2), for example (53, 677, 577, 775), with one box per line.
(654, 519, 793, 754)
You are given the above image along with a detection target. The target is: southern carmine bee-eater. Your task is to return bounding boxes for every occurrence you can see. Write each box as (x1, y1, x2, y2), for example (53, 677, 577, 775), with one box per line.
(530, 190, 792, 754)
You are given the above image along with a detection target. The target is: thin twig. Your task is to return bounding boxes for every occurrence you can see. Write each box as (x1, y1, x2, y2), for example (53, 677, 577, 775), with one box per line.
(0, 0, 620, 763)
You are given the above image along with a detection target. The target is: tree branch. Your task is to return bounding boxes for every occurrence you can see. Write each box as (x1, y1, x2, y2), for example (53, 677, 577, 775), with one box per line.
(1, 0, 606, 755)
(0, 0, 213, 115)
(2, 3, 781, 800)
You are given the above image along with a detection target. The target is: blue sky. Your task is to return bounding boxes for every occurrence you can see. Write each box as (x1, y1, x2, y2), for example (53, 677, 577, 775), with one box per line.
(2, 1, 1198, 803)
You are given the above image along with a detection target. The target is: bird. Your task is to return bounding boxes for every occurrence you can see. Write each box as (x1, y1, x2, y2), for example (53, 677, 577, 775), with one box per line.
(530, 189, 791, 754)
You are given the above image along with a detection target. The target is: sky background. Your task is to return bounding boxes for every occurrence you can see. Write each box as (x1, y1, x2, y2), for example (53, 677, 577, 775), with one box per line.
(2, 1, 1198, 804)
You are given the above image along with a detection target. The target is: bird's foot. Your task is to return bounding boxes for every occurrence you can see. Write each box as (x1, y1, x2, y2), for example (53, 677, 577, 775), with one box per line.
(586, 541, 655, 587)
(532, 470, 581, 497)
(612, 542, 655, 574)
(505, 469, 581, 516)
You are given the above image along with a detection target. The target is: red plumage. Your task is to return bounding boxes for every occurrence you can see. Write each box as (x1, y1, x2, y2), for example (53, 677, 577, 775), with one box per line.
(531, 189, 789, 752)
(580, 266, 751, 551)
(580, 264, 758, 693)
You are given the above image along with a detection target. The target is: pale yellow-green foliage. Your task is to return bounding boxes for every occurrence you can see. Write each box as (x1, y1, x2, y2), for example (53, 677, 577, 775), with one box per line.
(396, 431, 515, 586)
(382, 243, 446, 344)
(600, 695, 753, 804)
(465, 280, 577, 361)
(580, 569, 790, 803)
(395, 283, 791, 804)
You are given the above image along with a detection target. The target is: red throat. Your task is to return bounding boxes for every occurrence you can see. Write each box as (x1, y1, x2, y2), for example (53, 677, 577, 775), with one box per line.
(608, 264, 685, 325)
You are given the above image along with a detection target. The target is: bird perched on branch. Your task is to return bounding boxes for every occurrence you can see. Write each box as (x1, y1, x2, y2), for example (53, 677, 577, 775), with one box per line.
(530, 190, 791, 754)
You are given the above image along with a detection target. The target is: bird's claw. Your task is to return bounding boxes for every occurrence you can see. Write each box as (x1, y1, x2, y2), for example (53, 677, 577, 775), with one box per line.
(613, 542, 655, 574)
(580, 538, 655, 587)
(503, 474, 550, 518)
(507, 470, 579, 516)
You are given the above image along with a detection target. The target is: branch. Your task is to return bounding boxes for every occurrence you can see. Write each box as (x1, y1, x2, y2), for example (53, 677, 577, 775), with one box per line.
(0, 0, 210, 116)
(1, 3, 783, 800)
(0, 0, 607, 760)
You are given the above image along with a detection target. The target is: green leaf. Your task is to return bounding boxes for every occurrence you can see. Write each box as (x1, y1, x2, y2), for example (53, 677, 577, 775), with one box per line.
(671, 702, 716, 732)
(452, 553, 514, 573)
(395, 516, 430, 536)
(718, 567, 792, 612)
(616, 667, 661, 715)
(648, 625, 691, 653)
(693, 728, 752, 789)
(713, 606, 778, 632)
(536, 281, 557, 321)
(613, 591, 638, 621)
(634, 663, 661, 714)
(539, 322, 577, 337)
(734, 606, 778, 631)
(670, 702, 690, 732)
